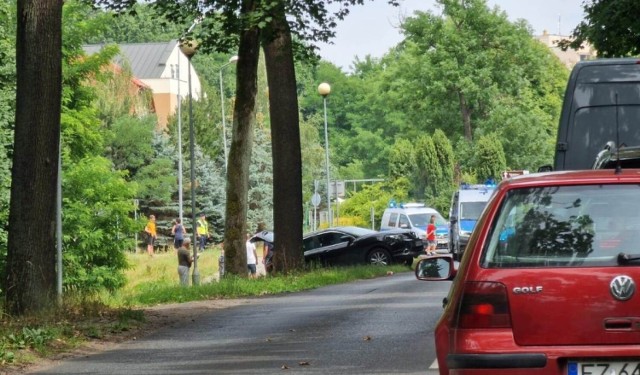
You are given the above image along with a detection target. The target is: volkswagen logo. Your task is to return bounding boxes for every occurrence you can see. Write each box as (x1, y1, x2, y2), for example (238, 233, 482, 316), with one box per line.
(610, 275, 636, 301)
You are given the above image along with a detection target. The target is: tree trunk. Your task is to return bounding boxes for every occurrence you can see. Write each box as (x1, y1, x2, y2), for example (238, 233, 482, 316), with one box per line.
(458, 90, 473, 141)
(263, 2, 304, 272)
(223, 0, 261, 276)
(4, 0, 63, 315)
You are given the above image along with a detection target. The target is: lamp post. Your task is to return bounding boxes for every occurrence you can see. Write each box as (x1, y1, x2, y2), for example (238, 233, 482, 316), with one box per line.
(219, 55, 238, 171)
(176, 21, 199, 222)
(318, 82, 332, 227)
(180, 38, 200, 286)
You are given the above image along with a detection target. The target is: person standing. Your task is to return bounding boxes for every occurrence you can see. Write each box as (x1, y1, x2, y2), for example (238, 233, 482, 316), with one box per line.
(262, 241, 274, 274)
(144, 214, 157, 256)
(171, 218, 187, 249)
(426, 214, 437, 256)
(177, 237, 193, 286)
(246, 234, 258, 279)
(196, 213, 210, 252)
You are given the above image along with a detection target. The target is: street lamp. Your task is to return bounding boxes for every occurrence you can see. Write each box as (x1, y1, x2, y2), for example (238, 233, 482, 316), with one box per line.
(176, 21, 200, 223)
(179, 38, 200, 286)
(318, 82, 332, 227)
(219, 55, 238, 171)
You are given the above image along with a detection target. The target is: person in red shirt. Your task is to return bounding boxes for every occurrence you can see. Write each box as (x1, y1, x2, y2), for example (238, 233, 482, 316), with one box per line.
(426, 215, 437, 256)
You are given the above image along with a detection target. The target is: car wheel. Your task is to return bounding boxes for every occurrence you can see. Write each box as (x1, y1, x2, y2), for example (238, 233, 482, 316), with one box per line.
(403, 258, 414, 268)
(368, 248, 391, 266)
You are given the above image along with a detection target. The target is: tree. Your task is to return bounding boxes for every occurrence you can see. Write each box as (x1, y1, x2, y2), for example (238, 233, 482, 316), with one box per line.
(563, 0, 640, 58)
(263, 1, 304, 272)
(222, 0, 261, 276)
(5, 0, 64, 314)
(470, 133, 506, 182)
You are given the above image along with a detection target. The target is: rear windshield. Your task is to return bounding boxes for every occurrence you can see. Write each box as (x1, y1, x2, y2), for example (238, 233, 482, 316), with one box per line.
(481, 184, 640, 268)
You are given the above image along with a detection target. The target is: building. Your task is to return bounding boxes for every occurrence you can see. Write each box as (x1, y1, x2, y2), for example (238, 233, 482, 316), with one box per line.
(84, 40, 202, 129)
(536, 30, 597, 69)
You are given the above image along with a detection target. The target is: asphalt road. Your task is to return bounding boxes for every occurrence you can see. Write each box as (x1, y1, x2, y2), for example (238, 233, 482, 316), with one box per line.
(33, 272, 451, 375)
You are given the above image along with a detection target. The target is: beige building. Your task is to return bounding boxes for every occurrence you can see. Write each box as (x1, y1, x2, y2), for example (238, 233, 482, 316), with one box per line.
(536, 30, 597, 69)
(85, 41, 202, 129)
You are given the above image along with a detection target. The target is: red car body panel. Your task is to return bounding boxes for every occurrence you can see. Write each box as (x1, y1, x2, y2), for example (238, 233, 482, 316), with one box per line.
(429, 170, 640, 375)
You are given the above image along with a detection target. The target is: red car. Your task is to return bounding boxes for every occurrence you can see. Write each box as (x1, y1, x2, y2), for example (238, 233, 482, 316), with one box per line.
(416, 170, 640, 375)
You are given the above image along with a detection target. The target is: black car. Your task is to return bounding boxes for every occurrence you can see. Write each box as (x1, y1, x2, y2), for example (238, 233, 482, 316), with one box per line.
(302, 226, 423, 267)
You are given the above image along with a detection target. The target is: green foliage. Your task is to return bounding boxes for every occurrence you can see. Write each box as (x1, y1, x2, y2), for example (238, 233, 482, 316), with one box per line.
(62, 156, 137, 294)
(469, 133, 507, 181)
(0, 0, 16, 279)
(84, 3, 184, 44)
(6, 327, 54, 351)
(339, 182, 409, 230)
(388, 139, 416, 181)
(106, 115, 156, 176)
(564, 0, 640, 58)
(122, 264, 410, 306)
(414, 135, 440, 199)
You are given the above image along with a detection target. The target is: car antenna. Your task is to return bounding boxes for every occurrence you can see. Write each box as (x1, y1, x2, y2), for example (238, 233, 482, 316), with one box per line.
(615, 93, 622, 175)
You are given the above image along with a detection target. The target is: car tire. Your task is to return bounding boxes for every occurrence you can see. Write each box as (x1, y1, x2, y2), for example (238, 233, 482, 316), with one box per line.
(368, 248, 391, 266)
(403, 258, 414, 268)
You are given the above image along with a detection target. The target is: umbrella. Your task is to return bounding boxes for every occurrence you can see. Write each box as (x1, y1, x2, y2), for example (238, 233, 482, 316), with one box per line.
(250, 230, 274, 244)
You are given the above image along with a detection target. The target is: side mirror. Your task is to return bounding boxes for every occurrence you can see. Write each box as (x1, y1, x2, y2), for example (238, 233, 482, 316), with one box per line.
(415, 256, 455, 281)
(537, 165, 553, 173)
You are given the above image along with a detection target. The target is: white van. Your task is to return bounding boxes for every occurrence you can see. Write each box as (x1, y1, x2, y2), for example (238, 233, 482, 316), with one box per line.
(449, 184, 496, 260)
(380, 203, 449, 252)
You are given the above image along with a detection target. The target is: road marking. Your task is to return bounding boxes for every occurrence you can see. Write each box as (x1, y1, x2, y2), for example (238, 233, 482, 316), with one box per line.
(429, 359, 439, 369)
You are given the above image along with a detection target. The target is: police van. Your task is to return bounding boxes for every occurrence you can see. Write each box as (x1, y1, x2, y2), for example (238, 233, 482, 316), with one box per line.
(449, 184, 496, 260)
(380, 203, 449, 251)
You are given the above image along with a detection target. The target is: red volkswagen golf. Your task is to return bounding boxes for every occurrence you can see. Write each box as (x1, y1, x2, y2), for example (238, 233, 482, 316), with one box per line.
(416, 170, 640, 375)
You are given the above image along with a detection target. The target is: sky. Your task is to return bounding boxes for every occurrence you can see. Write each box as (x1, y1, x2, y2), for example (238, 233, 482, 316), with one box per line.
(317, 0, 586, 71)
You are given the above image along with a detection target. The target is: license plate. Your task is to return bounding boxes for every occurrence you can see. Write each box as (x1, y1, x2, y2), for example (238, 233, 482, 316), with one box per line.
(437, 239, 447, 244)
(415, 240, 423, 246)
(568, 361, 640, 375)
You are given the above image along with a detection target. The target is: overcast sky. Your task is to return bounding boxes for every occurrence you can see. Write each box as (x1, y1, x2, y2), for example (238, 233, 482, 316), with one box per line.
(317, 0, 585, 72)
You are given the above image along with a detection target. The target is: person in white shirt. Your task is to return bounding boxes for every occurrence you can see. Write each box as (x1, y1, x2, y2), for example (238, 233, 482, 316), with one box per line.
(246, 234, 258, 279)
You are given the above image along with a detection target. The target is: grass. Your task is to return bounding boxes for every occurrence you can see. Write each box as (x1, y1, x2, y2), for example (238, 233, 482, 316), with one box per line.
(0, 244, 413, 370)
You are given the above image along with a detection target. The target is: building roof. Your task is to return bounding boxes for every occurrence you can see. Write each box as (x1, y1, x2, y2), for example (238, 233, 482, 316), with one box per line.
(84, 40, 179, 79)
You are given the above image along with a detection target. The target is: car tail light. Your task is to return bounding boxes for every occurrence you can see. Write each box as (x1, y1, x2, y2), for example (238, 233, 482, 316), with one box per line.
(455, 282, 511, 329)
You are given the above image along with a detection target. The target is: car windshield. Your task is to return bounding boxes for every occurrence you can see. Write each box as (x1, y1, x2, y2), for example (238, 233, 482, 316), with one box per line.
(409, 212, 447, 226)
(482, 184, 640, 268)
(460, 202, 487, 220)
(339, 227, 376, 237)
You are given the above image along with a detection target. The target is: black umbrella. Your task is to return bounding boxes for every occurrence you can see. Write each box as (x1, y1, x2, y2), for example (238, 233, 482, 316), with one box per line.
(250, 230, 274, 244)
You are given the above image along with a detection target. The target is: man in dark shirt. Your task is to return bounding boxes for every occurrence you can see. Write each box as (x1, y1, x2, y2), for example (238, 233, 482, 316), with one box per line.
(177, 237, 193, 286)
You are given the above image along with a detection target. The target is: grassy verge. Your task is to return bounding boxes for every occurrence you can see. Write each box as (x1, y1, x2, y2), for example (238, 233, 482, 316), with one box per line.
(0, 245, 412, 370)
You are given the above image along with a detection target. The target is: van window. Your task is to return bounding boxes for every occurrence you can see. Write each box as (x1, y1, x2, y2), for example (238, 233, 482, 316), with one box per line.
(387, 213, 398, 227)
(399, 215, 411, 229)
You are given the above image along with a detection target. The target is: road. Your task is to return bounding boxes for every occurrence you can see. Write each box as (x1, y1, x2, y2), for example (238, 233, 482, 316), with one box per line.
(33, 272, 451, 374)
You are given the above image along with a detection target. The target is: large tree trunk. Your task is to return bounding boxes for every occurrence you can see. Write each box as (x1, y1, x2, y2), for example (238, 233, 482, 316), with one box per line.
(223, 0, 261, 276)
(5, 0, 63, 315)
(263, 2, 304, 272)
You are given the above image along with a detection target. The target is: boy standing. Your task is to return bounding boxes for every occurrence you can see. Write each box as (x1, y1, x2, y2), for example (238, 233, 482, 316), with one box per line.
(426, 215, 437, 256)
